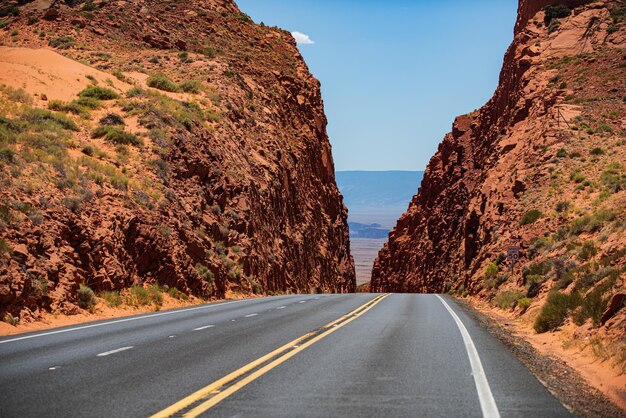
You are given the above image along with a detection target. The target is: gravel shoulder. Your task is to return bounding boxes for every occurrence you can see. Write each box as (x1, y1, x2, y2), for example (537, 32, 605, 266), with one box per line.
(456, 299, 625, 418)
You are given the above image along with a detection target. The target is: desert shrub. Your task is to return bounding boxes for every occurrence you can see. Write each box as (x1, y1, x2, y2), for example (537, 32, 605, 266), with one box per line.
(179, 79, 202, 94)
(494, 290, 524, 310)
(482, 263, 499, 288)
(48, 36, 75, 49)
(1, 86, 32, 104)
(570, 171, 585, 183)
(600, 163, 626, 192)
(196, 263, 215, 293)
(77, 285, 96, 309)
(0, 238, 12, 255)
(0, 6, 19, 17)
(122, 91, 205, 131)
(556, 148, 567, 158)
(78, 86, 119, 100)
(573, 289, 608, 326)
(517, 297, 533, 312)
(49, 97, 101, 116)
(81, 1, 98, 11)
(127, 285, 161, 306)
(147, 73, 178, 92)
(92, 126, 142, 146)
(578, 240, 597, 261)
(148, 284, 164, 308)
(544, 5, 571, 24)
(99, 113, 125, 126)
(590, 147, 605, 156)
(555, 201, 570, 212)
(534, 291, 581, 333)
(103, 290, 121, 307)
(81, 146, 93, 159)
(167, 287, 188, 300)
(523, 260, 552, 280)
(521, 209, 542, 225)
(570, 209, 616, 235)
(547, 19, 561, 33)
(20, 108, 78, 131)
(202, 46, 217, 58)
(3, 312, 18, 326)
(248, 278, 263, 295)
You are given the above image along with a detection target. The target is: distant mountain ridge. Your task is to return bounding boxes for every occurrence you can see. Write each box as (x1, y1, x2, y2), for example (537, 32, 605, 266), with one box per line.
(336, 171, 424, 209)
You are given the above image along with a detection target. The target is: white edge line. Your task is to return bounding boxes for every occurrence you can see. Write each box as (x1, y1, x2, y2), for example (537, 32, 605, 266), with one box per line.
(435, 295, 501, 418)
(0, 300, 247, 345)
(193, 325, 215, 331)
(96, 346, 134, 357)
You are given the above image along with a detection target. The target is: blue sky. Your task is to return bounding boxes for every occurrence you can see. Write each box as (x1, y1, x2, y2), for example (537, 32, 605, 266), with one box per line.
(237, 0, 518, 171)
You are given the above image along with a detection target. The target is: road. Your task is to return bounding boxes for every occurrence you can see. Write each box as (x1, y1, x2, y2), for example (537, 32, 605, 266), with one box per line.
(0, 294, 571, 417)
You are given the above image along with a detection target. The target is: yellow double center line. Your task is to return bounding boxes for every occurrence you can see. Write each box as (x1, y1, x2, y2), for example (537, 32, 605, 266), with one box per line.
(151, 293, 390, 417)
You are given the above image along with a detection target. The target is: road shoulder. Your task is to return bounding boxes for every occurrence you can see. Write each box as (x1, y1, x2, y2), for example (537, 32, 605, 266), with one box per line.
(456, 298, 625, 418)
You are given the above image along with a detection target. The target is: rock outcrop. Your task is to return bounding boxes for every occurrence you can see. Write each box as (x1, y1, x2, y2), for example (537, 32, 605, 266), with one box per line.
(0, 0, 355, 320)
(373, 0, 625, 341)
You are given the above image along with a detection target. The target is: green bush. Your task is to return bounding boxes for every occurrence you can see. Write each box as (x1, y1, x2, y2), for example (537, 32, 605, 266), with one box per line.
(555, 201, 570, 213)
(122, 90, 205, 131)
(92, 126, 142, 146)
(578, 241, 597, 261)
(77, 285, 96, 309)
(148, 285, 164, 309)
(573, 287, 609, 326)
(78, 86, 119, 100)
(48, 36, 76, 49)
(99, 113, 125, 126)
(20, 108, 78, 131)
(570, 171, 585, 183)
(202, 46, 217, 58)
(517, 297, 533, 312)
(483, 263, 498, 288)
(103, 290, 121, 307)
(147, 73, 179, 92)
(0, 238, 12, 255)
(49, 97, 101, 116)
(534, 291, 581, 333)
(521, 210, 542, 225)
(556, 148, 567, 158)
(570, 209, 616, 235)
(493, 290, 524, 310)
(590, 147, 605, 156)
(543, 5, 571, 24)
(196, 263, 215, 285)
(179, 79, 202, 94)
(127, 285, 163, 307)
(600, 163, 626, 192)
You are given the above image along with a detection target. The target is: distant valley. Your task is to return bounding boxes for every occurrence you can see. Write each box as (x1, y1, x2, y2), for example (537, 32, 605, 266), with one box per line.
(336, 171, 423, 284)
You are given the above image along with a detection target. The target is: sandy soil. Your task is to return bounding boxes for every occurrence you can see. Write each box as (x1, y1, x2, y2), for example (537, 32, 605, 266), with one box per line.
(350, 238, 387, 285)
(467, 298, 626, 411)
(0, 46, 131, 102)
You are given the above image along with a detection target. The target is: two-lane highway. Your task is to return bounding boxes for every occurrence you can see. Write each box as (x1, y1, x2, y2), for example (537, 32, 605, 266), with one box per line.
(0, 294, 571, 417)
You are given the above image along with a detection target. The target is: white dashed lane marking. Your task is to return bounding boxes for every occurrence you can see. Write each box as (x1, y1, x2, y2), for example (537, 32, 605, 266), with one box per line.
(244, 313, 258, 318)
(193, 325, 215, 331)
(96, 346, 134, 357)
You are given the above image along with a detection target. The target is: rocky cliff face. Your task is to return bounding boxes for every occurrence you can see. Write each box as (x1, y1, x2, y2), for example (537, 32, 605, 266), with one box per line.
(373, 0, 625, 349)
(0, 0, 354, 321)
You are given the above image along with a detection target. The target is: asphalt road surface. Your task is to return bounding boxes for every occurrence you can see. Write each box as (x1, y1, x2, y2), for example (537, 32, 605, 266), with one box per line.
(0, 294, 571, 417)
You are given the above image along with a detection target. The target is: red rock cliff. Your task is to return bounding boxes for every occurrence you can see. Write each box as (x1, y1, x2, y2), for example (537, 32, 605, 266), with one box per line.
(0, 0, 355, 320)
(372, 0, 625, 298)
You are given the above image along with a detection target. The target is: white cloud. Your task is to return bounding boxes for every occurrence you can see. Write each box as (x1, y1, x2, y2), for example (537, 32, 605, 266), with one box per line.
(291, 31, 315, 45)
